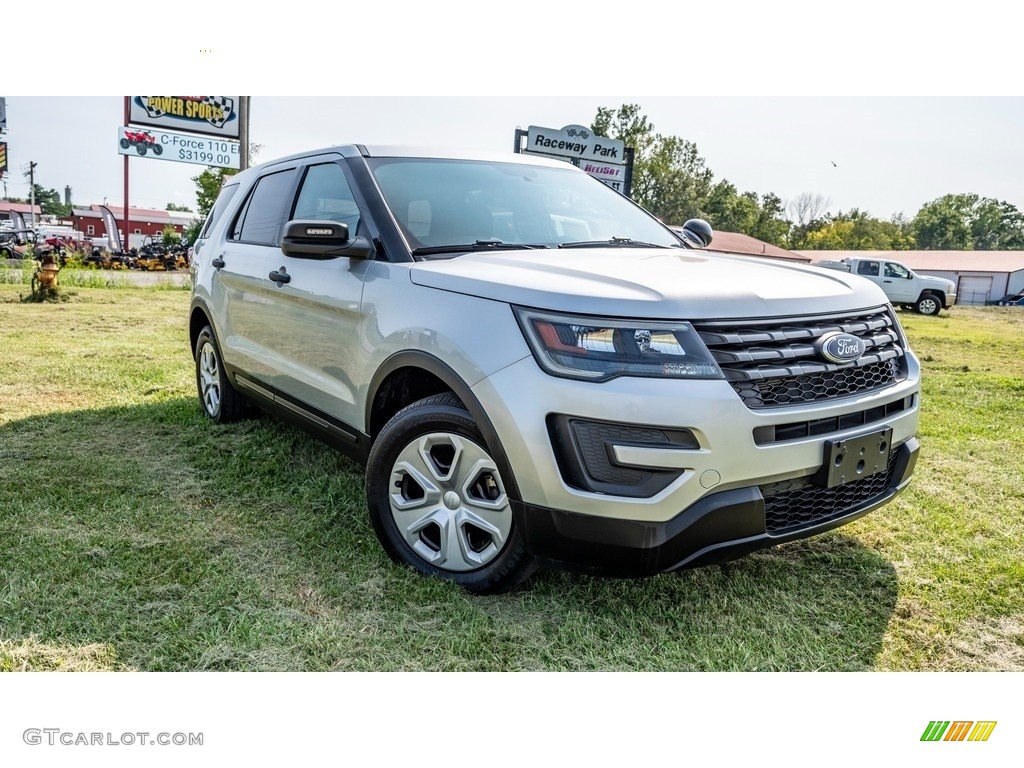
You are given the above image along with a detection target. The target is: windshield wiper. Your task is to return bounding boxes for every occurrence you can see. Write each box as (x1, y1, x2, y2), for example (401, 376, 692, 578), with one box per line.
(558, 237, 675, 249)
(411, 239, 551, 256)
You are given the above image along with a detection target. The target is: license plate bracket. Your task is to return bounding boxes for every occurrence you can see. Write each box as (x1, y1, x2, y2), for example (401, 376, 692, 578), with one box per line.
(814, 427, 893, 488)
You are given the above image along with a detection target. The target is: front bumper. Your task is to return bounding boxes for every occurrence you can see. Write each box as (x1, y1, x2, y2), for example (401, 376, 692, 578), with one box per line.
(514, 438, 918, 577)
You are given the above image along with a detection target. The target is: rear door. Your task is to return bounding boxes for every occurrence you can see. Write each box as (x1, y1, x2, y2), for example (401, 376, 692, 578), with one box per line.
(213, 165, 300, 381)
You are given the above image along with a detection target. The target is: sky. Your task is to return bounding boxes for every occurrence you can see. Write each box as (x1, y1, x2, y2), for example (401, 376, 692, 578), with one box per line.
(5, 96, 1022, 223)
(3, 3, 1022, 224)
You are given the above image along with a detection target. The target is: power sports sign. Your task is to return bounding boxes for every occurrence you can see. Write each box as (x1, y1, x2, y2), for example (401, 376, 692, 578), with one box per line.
(129, 96, 240, 139)
(521, 125, 630, 194)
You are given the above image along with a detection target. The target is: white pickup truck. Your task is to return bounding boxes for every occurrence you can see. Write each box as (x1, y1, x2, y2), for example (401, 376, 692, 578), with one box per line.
(814, 257, 956, 316)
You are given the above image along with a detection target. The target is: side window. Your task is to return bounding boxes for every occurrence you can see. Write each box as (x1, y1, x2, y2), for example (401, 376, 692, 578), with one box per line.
(230, 168, 298, 245)
(857, 261, 880, 277)
(884, 262, 910, 279)
(199, 182, 240, 240)
(291, 163, 361, 235)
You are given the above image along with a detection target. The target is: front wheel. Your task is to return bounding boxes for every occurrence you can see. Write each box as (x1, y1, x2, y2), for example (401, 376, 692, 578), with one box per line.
(153, 144, 163, 155)
(365, 393, 536, 594)
(915, 294, 941, 316)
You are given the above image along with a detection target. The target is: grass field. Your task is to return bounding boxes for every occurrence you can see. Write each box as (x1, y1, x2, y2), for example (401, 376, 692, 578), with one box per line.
(0, 282, 1021, 671)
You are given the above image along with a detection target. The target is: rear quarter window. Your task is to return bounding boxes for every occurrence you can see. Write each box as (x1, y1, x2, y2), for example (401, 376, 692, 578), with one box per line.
(229, 168, 298, 246)
(199, 183, 240, 240)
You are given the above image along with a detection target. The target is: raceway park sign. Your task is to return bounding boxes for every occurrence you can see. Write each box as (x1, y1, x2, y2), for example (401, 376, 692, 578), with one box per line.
(525, 125, 625, 163)
(129, 96, 240, 139)
(118, 126, 241, 169)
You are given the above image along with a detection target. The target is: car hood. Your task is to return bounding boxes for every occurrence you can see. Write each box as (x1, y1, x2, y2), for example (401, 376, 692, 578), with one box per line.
(919, 273, 957, 288)
(409, 248, 889, 318)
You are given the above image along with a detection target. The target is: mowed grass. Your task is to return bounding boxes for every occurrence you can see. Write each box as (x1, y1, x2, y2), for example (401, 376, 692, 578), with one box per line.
(0, 283, 1021, 671)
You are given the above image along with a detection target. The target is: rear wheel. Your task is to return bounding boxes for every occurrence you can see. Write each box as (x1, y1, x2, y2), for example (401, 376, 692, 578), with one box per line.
(365, 393, 536, 594)
(194, 325, 247, 423)
(915, 294, 941, 315)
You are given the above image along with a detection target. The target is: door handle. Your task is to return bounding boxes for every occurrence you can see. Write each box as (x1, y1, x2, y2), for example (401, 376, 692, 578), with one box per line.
(883, 280, 892, 283)
(211, 258, 225, 269)
(269, 268, 291, 286)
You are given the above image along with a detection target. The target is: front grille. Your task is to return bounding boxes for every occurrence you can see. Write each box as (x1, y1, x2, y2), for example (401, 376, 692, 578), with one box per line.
(694, 307, 908, 409)
(760, 460, 899, 534)
(753, 396, 915, 445)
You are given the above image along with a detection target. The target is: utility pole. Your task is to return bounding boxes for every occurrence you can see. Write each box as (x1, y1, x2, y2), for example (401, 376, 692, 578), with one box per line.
(29, 161, 37, 227)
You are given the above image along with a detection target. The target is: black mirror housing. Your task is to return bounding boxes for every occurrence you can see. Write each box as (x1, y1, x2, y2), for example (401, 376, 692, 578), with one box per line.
(281, 220, 373, 260)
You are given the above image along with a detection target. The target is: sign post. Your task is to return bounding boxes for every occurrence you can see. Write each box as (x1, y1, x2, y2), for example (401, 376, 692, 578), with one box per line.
(119, 96, 244, 251)
(514, 124, 633, 196)
(123, 97, 130, 254)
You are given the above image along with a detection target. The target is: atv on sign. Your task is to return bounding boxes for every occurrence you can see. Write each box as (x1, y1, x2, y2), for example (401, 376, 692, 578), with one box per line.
(120, 130, 163, 156)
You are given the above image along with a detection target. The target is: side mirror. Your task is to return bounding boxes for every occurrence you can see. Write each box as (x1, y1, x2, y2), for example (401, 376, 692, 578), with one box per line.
(281, 219, 373, 260)
(680, 218, 713, 248)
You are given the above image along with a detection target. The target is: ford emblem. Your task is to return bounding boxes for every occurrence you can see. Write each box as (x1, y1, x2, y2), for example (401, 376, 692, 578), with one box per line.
(816, 331, 865, 364)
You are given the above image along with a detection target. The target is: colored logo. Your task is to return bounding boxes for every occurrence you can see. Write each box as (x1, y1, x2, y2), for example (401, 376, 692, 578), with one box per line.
(921, 721, 997, 742)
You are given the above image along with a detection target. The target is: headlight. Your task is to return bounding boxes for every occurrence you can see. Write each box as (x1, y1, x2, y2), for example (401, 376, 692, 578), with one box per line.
(514, 307, 723, 382)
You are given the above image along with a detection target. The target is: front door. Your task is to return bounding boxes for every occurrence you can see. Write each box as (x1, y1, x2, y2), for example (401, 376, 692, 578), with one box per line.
(257, 160, 373, 431)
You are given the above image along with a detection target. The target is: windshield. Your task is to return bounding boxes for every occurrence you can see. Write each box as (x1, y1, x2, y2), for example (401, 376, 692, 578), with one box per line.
(367, 157, 682, 255)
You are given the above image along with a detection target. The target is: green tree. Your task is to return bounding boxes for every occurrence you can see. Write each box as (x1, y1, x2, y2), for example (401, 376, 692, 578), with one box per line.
(705, 180, 760, 234)
(166, 202, 193, 212)
(912, 194, 1024, 250)
(911, 194, 975, 249)
(161, 225, 181, 245)
(590, 104, 790, 246)
(801, 209, 915, 250)
(25, 182, 71, 218)
(591, 104, 713, 224)
(192, 144, 261, 218)
(747, 191, 789, 246)
(192, 167, 238, 217)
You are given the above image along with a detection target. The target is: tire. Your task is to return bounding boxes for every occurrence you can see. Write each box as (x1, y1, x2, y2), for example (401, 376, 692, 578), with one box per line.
(194, 325, 247, 423)
(119, 138, 129, 149)
(915, 294, 941, 316)
(153, 145, 163, 155)
(137, 145, 147, 156)
(365, 392, 537, 594)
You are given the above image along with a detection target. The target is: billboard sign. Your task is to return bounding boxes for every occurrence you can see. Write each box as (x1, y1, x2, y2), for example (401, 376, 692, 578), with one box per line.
(129, 96, 240, 139)
(0, 97, 6, 131)
(578, 159, 628, 193)
(0, 141, 7, 176)
(525, 125, 625, 164)
(118, 126, 241, 169)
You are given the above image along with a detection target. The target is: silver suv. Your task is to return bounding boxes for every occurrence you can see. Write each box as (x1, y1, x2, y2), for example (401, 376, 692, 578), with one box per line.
(189, 145, 920, 593)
